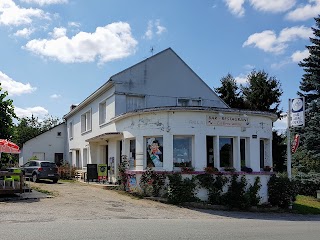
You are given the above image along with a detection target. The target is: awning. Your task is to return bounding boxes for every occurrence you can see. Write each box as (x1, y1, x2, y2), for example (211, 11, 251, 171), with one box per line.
(85, 132, 123, 142)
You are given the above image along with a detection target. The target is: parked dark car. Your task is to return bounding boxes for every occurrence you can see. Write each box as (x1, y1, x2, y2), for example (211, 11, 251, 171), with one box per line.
(20, 160, 59, 183)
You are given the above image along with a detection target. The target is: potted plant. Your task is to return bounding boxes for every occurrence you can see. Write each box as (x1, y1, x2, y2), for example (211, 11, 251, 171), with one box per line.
(263, 166, 272, 172)
(204, 166, 219, 173)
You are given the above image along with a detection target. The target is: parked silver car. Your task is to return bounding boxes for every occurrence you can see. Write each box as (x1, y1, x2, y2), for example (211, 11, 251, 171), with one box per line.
(20, 160, 60, 183)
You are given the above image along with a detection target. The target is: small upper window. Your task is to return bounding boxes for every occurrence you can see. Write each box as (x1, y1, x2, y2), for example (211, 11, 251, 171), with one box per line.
(81, 110, 92, 133)
(177, 98, 189, 107)
(57, 132, 62, 137)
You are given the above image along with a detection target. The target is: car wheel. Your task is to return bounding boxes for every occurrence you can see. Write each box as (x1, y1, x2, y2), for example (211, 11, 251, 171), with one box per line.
(32, 173, 39, 183)
(52, 179, 58, 183)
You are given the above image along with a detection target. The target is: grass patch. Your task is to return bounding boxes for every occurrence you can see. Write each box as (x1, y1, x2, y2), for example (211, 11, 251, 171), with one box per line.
(32, 186, 57, 196)
(293, 195, 320, 214)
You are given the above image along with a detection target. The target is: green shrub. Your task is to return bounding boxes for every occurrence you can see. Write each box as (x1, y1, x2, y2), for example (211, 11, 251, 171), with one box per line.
(139, 168, 165, 197)
(196, 173, 227, 205)
(222, 175, 251, 209)
(167, 173, 198, 204)
(268, 175, 299, 208)
(293, 172, 320, 198)
(246, 177, 261, 206)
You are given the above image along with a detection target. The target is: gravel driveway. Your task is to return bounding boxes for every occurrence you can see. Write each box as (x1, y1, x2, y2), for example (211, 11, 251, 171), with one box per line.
(1, 181, 319, 224)
(0, 181, 227, 223)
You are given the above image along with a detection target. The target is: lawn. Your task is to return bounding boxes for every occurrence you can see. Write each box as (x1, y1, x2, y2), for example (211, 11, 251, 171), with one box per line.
(293, 195, 320, 214)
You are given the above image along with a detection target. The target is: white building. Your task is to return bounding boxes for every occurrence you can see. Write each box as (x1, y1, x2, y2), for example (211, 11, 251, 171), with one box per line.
(22, 48, 277, 202)
(19, 123, 67, 165)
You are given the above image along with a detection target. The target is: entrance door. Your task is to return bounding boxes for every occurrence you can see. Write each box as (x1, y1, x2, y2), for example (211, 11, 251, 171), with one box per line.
(206, 136, 214, 167)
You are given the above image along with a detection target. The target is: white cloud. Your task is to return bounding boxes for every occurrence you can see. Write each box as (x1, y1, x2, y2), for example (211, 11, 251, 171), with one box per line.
(0, 71, 36, 96)
(68, 21, 81, 28)
(50, 27, 67, 39)
(20, 0, 68, 6)
(144, 21, 153, 40)
(14, 106, 48, 119)
(249, 0, 296, 13)
(13, 27, 34, 38)
(24, 22, 138, 64)
(155, 20, 167, 35)
(286, 0, 320, 21)
(143, 19, 166, 39)
(235, 74, 247, 84)
(0, 0, 49, 26)
(50, 93, 61, 99)
(291, 49, 310, 63)
(225, 0, 296, 16)
(224, 0, 245, 17)
(243, 26, 313, 54)
(273, 116, 287, 133)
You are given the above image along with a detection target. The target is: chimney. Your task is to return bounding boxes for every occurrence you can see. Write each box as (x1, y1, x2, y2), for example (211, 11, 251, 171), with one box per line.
(70, 104, 77, 111)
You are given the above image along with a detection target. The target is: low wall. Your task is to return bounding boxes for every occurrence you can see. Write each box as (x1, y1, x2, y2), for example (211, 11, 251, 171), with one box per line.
(126, 170, 273, 204)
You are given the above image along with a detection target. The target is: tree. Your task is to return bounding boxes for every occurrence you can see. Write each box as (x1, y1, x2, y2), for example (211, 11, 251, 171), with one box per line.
(272, 131, 287, 172)
(215, 73, 244, 108)
(295, 15, 320, 172)
(0, 83, 17, 140)
(241, 70, 283, 116)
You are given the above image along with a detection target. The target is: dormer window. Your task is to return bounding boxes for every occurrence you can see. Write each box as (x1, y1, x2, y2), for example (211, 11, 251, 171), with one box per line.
(177, 98, 189, 106)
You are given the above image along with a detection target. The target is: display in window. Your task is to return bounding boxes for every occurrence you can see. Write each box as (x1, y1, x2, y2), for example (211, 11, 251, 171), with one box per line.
(173, 136, 192, 167)
(146, 137, 163, 167)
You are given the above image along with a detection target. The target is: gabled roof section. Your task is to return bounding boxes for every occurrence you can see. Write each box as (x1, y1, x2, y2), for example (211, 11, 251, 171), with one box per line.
(110, 48, 229, 108)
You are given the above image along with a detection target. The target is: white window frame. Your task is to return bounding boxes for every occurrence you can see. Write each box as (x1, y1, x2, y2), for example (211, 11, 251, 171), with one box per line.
(173, 135, 193, 168)
(69, 121, 73, 140)
(177, 98, 190, 107)
(81, 109, 92, 134)
(191, 99, 202, 106)
(99, 101, 107, 125)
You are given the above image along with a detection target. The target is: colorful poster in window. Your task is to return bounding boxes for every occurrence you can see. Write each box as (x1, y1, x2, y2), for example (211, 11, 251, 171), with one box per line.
(146, 137, 163, 168)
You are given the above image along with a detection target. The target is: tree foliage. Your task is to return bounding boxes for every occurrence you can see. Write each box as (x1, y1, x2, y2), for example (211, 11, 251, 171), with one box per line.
(0, 83, 17, 140)
(216, 70, 282, 116)
(214, 73, 244, 108)
(241, 70, 283, 116)
(295, 15, 320, 172)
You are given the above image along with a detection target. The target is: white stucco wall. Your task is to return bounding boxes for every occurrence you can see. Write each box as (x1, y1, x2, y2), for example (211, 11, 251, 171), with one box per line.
(19, 123, 67, 165)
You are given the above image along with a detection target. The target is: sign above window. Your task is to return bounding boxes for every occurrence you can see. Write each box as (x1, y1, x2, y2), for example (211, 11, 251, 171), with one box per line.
(207, 114, 250, 127)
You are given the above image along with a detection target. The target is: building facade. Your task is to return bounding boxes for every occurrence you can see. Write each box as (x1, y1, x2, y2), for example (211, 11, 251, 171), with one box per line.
(22, 48, 277, 202)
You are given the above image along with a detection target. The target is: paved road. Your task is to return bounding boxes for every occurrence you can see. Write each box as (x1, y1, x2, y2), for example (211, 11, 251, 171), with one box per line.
(0, 181, 319, 240)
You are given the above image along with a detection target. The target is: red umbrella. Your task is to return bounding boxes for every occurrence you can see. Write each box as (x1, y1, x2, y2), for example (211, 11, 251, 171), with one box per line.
(0, 139, 20, 154)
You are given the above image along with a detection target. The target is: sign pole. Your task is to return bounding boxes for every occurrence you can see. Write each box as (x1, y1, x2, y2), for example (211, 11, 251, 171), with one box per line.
(287, 99, 292, 179)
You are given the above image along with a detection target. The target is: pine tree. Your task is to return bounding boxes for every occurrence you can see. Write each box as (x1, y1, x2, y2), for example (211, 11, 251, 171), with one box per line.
(214, 73, 244, 108)
(296, 15, 320, 172)
(241, 70, 283, 116)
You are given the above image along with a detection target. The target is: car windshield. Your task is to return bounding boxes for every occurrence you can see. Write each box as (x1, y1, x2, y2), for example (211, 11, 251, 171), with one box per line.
(41, 162, 56, 167)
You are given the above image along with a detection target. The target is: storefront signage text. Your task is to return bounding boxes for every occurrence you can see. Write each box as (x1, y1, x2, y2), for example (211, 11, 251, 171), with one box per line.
(207, 114, 250, 127)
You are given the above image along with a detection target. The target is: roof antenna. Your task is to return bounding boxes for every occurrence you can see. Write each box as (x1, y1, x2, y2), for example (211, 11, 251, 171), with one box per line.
(150, 46, 154, 56)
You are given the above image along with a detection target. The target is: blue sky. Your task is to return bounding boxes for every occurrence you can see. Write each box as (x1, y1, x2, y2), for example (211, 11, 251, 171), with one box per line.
(0, 0, 319, 131)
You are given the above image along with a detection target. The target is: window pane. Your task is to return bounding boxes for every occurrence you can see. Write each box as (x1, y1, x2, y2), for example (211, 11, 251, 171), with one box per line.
(240, 139, 246, 167)
(260, 140, 265, 169)
(173, 136, 192, 167)
(219, 137, 233, 168)
(146, 137, 163, 168)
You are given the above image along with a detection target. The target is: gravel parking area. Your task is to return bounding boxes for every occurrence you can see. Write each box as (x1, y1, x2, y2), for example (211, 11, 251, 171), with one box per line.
(0, 180, 228, 223)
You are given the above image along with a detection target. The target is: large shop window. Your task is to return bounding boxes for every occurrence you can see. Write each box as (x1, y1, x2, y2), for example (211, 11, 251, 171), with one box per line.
(146, 137, 163, 168)
(173, 136, 193, 167)
(219, 137, 233, 168)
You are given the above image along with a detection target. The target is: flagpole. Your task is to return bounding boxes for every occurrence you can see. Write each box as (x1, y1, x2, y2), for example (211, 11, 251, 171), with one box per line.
(287, 99, 292, 179)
